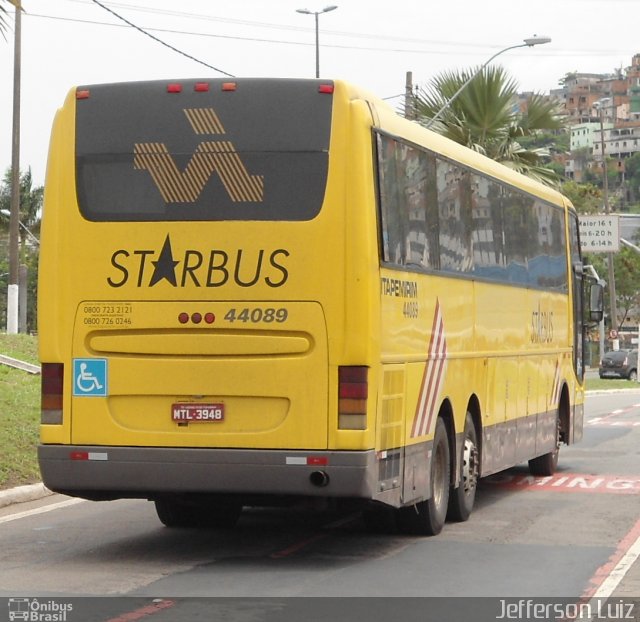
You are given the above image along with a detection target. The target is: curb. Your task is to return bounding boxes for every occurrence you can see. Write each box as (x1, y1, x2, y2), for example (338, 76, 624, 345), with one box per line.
(0, 483, 53, 509)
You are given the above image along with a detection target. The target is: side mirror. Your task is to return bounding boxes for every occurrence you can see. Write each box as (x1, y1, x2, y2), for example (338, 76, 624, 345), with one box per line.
(589, 282, 604, 323)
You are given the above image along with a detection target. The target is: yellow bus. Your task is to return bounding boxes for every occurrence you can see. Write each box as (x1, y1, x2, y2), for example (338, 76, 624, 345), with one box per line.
(38, 78, 602, 535)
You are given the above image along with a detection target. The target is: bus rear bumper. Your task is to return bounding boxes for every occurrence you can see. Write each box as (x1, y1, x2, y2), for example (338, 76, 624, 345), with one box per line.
(37, 445, 379, 502)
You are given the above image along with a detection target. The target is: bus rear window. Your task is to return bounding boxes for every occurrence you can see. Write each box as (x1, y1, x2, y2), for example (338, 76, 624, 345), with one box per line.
(75, 79, 332, 222)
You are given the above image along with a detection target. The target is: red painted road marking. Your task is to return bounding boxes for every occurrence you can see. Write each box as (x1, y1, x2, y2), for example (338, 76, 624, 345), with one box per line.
(583, 515, 640, 598)
(483, 473, 640, 494)
(269, 513, 360, 559)
(104, 599, 175, 622)
(587, 419, 640, 427)
(269, 533, 328, 559)
(586, 403, 640, 427)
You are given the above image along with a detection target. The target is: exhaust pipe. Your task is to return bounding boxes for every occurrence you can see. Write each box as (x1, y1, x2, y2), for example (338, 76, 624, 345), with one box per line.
(309, 470, 330, 487)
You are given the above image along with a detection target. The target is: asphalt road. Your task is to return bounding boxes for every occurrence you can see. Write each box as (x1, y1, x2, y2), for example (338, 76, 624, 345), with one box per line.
(1, 390, 639, 621)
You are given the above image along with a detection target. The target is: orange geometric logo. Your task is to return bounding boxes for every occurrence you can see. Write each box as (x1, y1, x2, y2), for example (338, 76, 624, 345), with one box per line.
(133, 108, 264, 203)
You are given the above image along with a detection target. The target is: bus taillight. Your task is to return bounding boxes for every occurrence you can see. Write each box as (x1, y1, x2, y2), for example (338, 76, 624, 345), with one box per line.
(338, 366, 368, 430)
(41, 363, 64, 425)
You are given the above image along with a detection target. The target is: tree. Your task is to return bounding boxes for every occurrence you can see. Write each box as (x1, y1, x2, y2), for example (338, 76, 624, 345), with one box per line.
(624, 152, 640, 206)
(0, 167, 42, 333)
(583, 246, 640, 332)
(0, 167, 43, 232)
(561, 180, 602, 214)
(0, 1, 20, 38)
(0, 3, 8, 37)
(413, 65, 564, 186)
(615, 246, 640, 329)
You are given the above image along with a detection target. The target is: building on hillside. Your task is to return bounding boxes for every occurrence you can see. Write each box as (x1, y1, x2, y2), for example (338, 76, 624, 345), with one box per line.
(562, 53, 640, 183)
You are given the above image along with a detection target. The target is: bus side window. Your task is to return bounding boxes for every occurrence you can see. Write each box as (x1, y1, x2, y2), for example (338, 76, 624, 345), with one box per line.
(376, 133, 438, 270)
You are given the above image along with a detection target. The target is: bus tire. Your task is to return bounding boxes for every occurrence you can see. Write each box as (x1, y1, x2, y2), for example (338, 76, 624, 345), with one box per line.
(528, 414, 561, 476)
(155, 497, 242, 529)
(155, 498, 198, 528)
(447, 413, 479, 522)
(397, 418, 450, 536)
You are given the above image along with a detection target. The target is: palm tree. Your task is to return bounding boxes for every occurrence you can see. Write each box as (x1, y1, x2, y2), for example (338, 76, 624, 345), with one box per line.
(413, 65, 564, 186)
(0, 5, 8, 37)
(0, 167, 43, 236)
(0, 1, 18, 38)
(0, 166, 42, 333)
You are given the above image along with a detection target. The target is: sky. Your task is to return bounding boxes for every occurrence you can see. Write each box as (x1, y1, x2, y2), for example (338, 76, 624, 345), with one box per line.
(0, 0, 638, 187)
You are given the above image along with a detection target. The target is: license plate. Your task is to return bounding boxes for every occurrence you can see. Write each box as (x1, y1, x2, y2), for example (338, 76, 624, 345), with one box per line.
(172, 403, 224, 422)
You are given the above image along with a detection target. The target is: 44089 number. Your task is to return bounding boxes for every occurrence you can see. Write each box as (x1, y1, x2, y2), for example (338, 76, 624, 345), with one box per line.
(224, 307, 288, 324)
(402, 301, 419, 318)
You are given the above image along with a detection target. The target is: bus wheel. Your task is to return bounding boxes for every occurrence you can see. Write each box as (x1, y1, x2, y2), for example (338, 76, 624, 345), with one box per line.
(155, 498, 197, 528)
(155, 497, 242, 529)
(528, 415, 561, 476)
(397, 418, 450, 536)
(447, 413, 479, 522)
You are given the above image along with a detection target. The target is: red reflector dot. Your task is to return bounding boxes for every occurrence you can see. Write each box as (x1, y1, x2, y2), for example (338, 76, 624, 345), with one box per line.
(221, 82, 237, 91)
(70, 451, 89, 461)
(204, 312, 215, 324)
(307, 456, 328, 466)
(191, 313, 202, 324)
(76, 89, 90, 100)
(318, 84, 334, 94)
(178, 313, 189, 324)
(194, 82, 210, 92)
(167, 83, 183, 93)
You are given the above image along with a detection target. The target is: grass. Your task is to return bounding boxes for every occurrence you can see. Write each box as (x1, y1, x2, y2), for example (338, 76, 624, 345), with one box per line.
(585, 376, 640, 391)
(0, 334, 41, 489)
(0, 334, 635, 490)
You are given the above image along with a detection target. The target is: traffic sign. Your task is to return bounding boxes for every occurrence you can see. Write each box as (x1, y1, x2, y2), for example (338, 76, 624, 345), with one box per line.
(579, 215, 620, 253)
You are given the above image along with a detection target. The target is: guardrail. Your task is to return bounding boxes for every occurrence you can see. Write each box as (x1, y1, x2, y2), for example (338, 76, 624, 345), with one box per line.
(0, 354, 41, 375)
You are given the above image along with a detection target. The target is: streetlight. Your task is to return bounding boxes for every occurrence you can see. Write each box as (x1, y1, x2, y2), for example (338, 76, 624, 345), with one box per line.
(296, 5, 338, 78)
(594, 96, 618, 341)
(423, 36, 552, 129)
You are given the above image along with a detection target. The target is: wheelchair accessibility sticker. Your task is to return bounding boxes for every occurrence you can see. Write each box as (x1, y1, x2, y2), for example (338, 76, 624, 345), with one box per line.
(73, 358, 108, 397)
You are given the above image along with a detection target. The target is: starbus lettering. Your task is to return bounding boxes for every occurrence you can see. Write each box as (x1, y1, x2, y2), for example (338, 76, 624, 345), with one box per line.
(107, 235, 289, 288)
(531, 304, 554, 344)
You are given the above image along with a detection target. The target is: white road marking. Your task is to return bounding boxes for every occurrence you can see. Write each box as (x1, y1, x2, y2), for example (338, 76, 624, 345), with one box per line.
(0, 498, 84, 524)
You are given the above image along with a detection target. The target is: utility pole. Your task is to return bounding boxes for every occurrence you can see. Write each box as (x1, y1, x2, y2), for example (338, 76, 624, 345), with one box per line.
(8, 1, 22, 334)
(405, 71, 415, 120)
(597, 97, 618, 338)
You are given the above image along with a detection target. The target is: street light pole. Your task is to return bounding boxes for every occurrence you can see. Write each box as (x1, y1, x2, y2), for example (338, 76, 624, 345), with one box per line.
(8, 1, 22, 334)
(296, 5, 338, 78)
(595, 97, 618, 339)
(423, 36, 551, 129)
